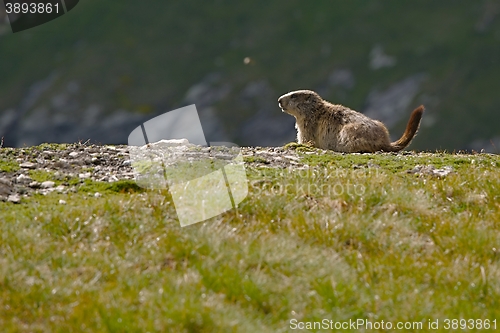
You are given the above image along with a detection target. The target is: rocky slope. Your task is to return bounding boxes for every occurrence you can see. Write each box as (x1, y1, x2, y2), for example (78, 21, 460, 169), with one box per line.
(1, 141, 474, 206)
(0, 143, 309, 204)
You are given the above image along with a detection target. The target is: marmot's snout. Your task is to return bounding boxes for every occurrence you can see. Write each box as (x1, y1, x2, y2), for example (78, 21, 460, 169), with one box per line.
(278, 95, 288, 112)
(279, 90, 320, 116)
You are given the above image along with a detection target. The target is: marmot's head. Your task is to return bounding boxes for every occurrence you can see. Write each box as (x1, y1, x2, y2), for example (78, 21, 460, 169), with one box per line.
(278, 90, 323, 118)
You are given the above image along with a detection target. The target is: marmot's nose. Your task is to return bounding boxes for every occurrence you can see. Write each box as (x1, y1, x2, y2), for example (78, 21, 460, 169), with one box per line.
(278, 96, 286, 107)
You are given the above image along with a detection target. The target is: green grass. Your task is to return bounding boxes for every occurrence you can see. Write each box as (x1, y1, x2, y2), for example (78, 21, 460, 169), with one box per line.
(78, 179, 146, 194)
(0, 151, 499, 332)
(0, 160, 19, 173)
(0, 147, 20, 173)
(28, 170, 62, 184)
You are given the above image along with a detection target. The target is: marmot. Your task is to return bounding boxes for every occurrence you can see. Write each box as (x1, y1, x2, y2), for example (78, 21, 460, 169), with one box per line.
(278, 90, 424, 153)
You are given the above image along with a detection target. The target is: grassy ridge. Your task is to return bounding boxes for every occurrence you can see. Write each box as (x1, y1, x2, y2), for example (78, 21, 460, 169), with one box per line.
(1, 147, 499, 332)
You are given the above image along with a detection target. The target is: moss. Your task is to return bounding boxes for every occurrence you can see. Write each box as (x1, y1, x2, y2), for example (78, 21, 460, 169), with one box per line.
(0, 159, 19, 173)
(29, 143, 70, 152)
(107, 180, 145, 193)
(244, 156, 269, 164)
(79, 179, 145, 194)
(283, 142, 301, 150)
(283, 142, 316, 152)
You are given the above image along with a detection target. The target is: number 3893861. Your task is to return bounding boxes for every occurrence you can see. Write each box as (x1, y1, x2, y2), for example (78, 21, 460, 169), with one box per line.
(5, 2, 60, 14)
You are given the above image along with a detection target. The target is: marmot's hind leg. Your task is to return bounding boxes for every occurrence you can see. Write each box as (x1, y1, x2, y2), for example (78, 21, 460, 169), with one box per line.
(339, 123, 391, 153)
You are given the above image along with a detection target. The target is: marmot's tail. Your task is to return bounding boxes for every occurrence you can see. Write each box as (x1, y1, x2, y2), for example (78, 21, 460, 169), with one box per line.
(390, 105, 425, 151)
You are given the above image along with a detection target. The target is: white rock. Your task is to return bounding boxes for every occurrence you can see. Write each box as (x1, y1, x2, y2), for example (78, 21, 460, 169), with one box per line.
(16, 174, 32, 183)
(79, 173, 91, 179)
(145, 139, 190, 148)
(408, 165, 454, 177)
(41, 181, 55, 188)
(55, 185, 66, 193)
(28, 181, 40, 188)
(108, 175, 119, 182)
(69, 152, 79, 157)
(432, 166, 454, 177)
(7, 194, 21, 204)
(20, 162, 36, 169)
(94, 192, 102, 198)
(59, 199, 67, 205)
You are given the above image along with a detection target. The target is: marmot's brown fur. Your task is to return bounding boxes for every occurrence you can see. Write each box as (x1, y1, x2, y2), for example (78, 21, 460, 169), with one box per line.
(278, 90, 424, 153)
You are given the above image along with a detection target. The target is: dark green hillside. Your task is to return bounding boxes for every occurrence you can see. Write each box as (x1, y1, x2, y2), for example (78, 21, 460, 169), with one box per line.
(1, 0, 499, 150)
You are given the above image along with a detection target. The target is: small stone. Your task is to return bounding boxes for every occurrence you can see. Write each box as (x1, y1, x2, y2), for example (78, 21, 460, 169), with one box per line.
(367, 162, 380, 168)
(94, 192, 102, 198)
(59, 199, 67, 205)
(28, 181, 41, 189)
(52, 160, 70, 169)
(55, 185, 66, 193)
(16, 174, 32, 184)
(7, 194, 21, 204)
(432, 166, 454, 177)
(146, 139, 190, 148)
(71, 159, 85, 166)
(17, 187, 29, 195)
(79, 172, 91, 179)
(69, 152, 79, 157)
(407, 165, 454, 177)
(0, 178, 13, 196)
(20, 162, 36, 169)
(41, 181, 56, 189)
(108, 175, 119, 182)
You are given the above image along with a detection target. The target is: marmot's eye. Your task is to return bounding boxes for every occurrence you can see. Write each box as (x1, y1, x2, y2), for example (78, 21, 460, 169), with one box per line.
(290, 94, 297, 99)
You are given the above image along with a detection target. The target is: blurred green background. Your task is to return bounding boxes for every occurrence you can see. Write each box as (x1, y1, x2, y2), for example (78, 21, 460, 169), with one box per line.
(1, 0, 499, 151)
